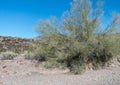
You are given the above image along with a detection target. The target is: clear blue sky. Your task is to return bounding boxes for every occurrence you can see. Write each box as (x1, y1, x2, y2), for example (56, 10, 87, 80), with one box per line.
(0, 0, 120, 38)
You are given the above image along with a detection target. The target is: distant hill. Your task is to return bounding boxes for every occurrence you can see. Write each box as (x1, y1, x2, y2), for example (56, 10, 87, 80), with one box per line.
(0, 36, 41, 53)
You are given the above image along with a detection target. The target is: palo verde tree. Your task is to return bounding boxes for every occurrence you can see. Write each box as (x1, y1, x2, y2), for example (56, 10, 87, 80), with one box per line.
(35, 0, 120, 74)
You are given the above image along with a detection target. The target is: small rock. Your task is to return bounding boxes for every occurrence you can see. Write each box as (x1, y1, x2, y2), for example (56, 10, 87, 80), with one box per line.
(14, 71, 17, 74)
(2, 65, 7, 69)
(26, 73, 31, 75)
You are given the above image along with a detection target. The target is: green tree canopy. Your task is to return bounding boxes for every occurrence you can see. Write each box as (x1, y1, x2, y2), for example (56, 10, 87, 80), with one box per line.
(35, 0, 120, 74)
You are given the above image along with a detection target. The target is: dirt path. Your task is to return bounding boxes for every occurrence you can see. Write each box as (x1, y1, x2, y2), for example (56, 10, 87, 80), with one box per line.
(0, 57, 120, 85)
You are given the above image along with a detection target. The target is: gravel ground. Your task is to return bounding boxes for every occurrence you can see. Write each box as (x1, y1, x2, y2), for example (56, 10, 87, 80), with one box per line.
(0, 57, 120, 85)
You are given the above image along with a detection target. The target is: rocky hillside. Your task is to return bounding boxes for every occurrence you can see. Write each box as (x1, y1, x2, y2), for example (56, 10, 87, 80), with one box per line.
(0, 36, 41, 53)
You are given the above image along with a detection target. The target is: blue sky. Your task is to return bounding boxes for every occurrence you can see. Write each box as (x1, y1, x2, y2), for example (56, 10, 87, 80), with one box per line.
(0, 0, 120, 38)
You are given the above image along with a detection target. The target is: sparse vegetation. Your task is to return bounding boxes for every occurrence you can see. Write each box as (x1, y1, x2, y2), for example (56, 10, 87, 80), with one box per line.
(24, 46, 46, 62)
(0, 51, 17, 60)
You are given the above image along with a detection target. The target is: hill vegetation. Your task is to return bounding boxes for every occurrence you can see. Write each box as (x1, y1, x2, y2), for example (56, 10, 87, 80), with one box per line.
(0, 36, 41, 53)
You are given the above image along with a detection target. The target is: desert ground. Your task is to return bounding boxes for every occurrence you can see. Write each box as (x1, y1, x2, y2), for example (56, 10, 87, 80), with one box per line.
(0, 56, 120, 85)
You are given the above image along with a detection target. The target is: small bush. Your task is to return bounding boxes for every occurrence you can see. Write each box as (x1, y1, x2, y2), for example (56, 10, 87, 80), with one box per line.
(0, 51, 17, 60)
(24, 47, 46, 62)
(0, 48, 6, 53)
(23, 51, 34, 60)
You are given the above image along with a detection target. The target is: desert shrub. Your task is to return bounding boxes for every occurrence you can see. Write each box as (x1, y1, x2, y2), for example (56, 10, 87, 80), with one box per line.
(35, 0, 120, 74)
(23, 51, 34, 60)
(24, 46, 46, 62)
(0, 48, 6, 53)
(0, 51, 17, 60)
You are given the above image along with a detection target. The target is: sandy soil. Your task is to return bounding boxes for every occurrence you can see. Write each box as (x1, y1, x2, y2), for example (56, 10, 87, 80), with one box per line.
(0, 56, 120, 85)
